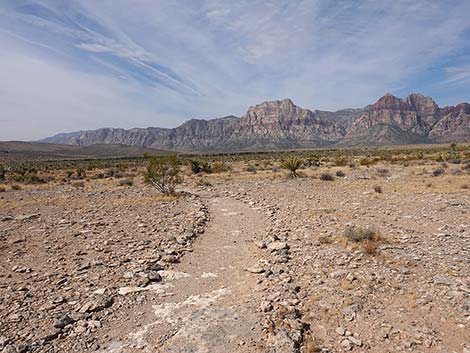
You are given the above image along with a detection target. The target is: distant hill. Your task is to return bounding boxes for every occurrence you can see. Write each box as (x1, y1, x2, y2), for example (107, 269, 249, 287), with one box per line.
(40, 94, 470, 152)
(0, 141, 168, 162)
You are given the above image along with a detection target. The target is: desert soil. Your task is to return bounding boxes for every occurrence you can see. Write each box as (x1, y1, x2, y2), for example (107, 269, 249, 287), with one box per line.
(1, 162, 469, 353)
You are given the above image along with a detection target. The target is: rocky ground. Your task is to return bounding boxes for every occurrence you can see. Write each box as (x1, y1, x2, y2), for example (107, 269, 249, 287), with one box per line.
(1, 160, 469, 353)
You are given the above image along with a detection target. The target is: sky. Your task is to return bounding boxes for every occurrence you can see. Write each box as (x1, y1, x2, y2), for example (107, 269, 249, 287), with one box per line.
(0, 0, 469, 140)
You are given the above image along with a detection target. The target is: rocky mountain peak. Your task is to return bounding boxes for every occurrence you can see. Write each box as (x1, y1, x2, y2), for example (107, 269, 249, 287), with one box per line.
(405, 93, 439, 113)
(372, 94, 410, 110)
(241, 98, 314, 125)
(40, 93, 470, 150)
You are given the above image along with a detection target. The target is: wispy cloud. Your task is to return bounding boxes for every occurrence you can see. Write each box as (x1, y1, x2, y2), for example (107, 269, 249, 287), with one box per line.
(444, 65, 470, 84)
(0, 0, 469, 140)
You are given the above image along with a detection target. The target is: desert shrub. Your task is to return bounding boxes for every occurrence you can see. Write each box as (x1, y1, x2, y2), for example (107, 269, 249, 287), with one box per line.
(245, 165, 257, 173)
(23, 172, 44, 184)
(76, 168, 86, 179)
(144, 155, 182, 194)
(200, 161, 212, 173)
(66, 170, 74, 178)
(211, 162, 231, 173)
(461, 184, 469, 190)
(373, 185, 383, 193)
(376, 168, 390, 177)
(188, 159, 203, 174)
(195, 178, 212, 187)
(0, 164, 5, 182)
(450, 169, 463, 176)
(333, 157, 349, 166)
(72, 181, 85, 188)
(305, 154, 321, 167)
(281, 156, 303, 178)
(461, 162, 470, 170)
(113, 171, 125, 178)
(0, 186, 5, 193)
(359, 158, 372, 166)
(336, 170, 345, 177)
(11, 184, 21, 190)
(318, 235, 333, 244)
(118, 178, 133, 187)
(432, 168, 445, 177)
(447, 158, 462, 164)
(349, 161, 358, 169)
(362, 239, 378, 255)
(344, 226, 383, 243)
(319, 173, 334, 181)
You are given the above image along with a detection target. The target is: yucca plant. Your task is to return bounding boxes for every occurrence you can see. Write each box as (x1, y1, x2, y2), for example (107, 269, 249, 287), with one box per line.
(281, 156, 303, 178)
(188, 159, 202, 174)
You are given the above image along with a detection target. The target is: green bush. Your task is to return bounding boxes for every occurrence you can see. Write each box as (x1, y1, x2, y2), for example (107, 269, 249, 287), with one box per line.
(144, 155, 182, 194)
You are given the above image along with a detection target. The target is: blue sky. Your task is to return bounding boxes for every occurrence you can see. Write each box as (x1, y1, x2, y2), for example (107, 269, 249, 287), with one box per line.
(0, 0, 469, 140)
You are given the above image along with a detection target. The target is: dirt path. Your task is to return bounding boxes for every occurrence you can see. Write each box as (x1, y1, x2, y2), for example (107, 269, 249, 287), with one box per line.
(99, 193, 268, 353)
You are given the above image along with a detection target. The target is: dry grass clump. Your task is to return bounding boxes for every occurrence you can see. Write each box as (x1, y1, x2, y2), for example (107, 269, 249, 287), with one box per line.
(373, 185, 383, 193)
(376, 168, 390, 177)
(211, 162, 231, 173)
(118, 178, 133, 187)
(195, 178, 212, 187)
(335, 170, 345, 177)
(333, 156, 349, 166)
(72, 181, 85, 188)
(318, 235, 333, 245)
(319, 173, 334, 181)
(343, 226, 384, 255)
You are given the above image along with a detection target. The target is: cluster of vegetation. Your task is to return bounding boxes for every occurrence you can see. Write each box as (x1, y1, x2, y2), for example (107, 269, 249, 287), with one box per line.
(319, 172, 334, 181)
(188, 159, 232, 174)
(281, 156, 303, 178)
(343, 226, 385, 255)
(8, 163, 46, 184)
(144, 155, 182, 194)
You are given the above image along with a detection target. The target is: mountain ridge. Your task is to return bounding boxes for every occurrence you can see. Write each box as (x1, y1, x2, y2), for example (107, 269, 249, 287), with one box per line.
(40, 94, 470, 151)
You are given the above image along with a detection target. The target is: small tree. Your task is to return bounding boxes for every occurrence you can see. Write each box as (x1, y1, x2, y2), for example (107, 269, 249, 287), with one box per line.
(281, 156, 303, 178)
(144, 155, 182, 194)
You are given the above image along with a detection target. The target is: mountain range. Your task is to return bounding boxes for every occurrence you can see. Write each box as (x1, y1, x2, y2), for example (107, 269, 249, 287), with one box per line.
(41, 93, 470, 152)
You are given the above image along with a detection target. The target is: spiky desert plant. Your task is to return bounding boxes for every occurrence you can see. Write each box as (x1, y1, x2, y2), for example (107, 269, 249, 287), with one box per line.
(144, 155, 182, 194)
(188, 159, 202, 174)
(281, 156, 303, 178)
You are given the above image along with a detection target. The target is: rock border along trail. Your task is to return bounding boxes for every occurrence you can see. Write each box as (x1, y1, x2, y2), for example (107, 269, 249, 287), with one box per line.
(98, 192, 274, 353)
